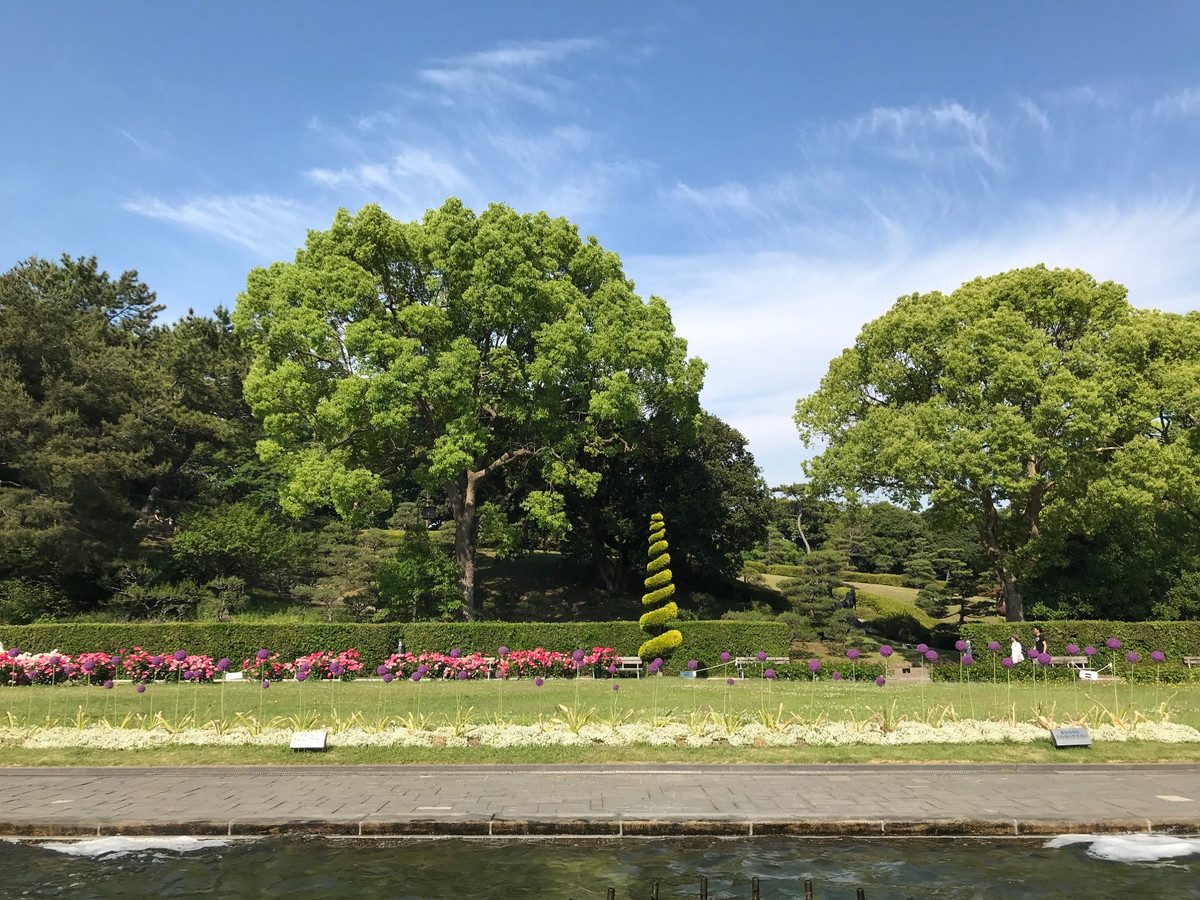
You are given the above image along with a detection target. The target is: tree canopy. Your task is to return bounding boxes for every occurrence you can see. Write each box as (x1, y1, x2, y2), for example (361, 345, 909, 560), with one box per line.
(796, 265, 1134, 621)
(234, 199, 705, 618)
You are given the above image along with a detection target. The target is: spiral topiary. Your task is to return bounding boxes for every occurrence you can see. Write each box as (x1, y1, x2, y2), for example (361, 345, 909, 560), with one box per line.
(637, 512, 683, 659)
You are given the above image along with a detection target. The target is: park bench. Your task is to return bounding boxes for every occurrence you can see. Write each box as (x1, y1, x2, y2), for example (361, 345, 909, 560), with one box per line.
(733, 656, 789, 678)
(615, 656, 643, 677)
(1048, 656, 1087, 668)
(1184, 657, 1200, 668)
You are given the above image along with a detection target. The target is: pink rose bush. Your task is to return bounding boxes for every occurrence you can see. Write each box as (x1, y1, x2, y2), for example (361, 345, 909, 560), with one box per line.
(378, 647, 620, 680)
(2, 645, 619, 685)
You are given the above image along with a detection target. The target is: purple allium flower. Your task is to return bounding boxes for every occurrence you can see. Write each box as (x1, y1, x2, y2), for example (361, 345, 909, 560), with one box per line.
(808, 659, 820, 673)
(182, 670, 192, 681)
(962, 655, 974, 666)
(1065, 644, 1079, 656)
(1083, 646, 1097, 656)
(1126, 652, 1139, 664)
(1038, 653, 1051, 665)
(111, 655, 122, 666)
(875, 676, 886, 686)
(916, 643, 928, 653)
(987, 641, 1001, 652)
(651, 657, 663, 672)
(256, 649, 269, 661)
(262, 680, 270, 689)
(831, 671, 842, 680)
(498, 646, 510, 657)
(726, 678, 736, 686)
(411, 672, 422, 682)
(63, 665, 76, 676)
(764, 668, 776, 679)
(377, 665, 389, 676)
(607, 664, 617, 675)
(534, 676, 544, 687)
(416, 664, 429, 676)
(81, 660, 96, 673)
(612, 683, 619, 692)
(720, 652, 731, 663)
(457, 670, 469, 680)
(381, 673, 392, 683)
(955, 640, 967, 652)
(879, 645, 893, 658)
(1151, 651, 1166, 663)
(103, 680, 113, 690)
(6, 648, 19, 658)
(925, 650, 938, 662)
(149, 656, 163, 667)
(296, 671, 308, 683)
(1106, 638, 1121, 650)
(1002, 657, 1015, 668)
(687, 659, 698, 670)
(449, 648, 461, 658)
(136, 684, 145, 693)
(48, 654, 61, 666)
(173, 649, 188, 662)
(572, 649, 585, 663)
(756, 651, 767, 662)
(329, 663, 344, 676)
(846, 648, 860, 660)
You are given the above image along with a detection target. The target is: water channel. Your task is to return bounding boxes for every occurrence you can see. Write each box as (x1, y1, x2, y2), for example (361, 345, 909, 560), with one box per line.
(4, 834, 1199, 898)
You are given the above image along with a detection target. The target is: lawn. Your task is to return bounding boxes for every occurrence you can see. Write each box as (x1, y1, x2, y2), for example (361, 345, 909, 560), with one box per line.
(3, 674, 1198, 766)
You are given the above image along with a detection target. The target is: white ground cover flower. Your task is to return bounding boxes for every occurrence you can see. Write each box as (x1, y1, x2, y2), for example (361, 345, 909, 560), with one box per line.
(2, 719, 1197, 749)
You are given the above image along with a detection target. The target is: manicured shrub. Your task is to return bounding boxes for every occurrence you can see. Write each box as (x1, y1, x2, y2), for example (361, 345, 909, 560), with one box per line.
(637, 513, 683, 659)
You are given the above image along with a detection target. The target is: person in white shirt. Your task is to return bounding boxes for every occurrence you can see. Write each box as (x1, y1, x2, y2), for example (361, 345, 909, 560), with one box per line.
(1010, 635, 1025, 663)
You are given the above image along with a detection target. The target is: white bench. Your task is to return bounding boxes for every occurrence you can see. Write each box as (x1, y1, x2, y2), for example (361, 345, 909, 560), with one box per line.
(616, 656, 643, 677)
(1184, 656, 1200, 668)
(734, 656, 789, 678)
(1049, 656, 1087, 668)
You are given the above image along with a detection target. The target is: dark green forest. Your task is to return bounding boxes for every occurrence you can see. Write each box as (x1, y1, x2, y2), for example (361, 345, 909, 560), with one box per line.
(3, 205, 1199, 627)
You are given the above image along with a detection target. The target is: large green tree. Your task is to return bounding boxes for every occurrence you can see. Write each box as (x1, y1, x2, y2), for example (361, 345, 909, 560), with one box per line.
(234, 200, 704, 618)
(0, 256, 168, 600)
(796, 265, 1131, 621)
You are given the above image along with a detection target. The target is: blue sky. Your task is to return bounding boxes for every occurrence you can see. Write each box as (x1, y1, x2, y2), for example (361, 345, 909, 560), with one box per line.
(4, 1, 1200, 487)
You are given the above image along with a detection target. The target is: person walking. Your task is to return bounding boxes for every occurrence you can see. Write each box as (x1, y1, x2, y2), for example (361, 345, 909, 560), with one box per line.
(1032, 626, 1048, 658)
(1010, 635, 1025, 663)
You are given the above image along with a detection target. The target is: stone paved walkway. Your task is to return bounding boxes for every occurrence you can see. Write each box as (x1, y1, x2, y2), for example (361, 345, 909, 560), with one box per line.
(3, 764, 1199, 837)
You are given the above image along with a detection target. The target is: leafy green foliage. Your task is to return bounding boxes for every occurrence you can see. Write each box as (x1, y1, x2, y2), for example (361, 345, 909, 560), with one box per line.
(375, 527, 463, 621)
(171, 503, 306, 588)
(797, 265, 1134, 621)
(234, 200, 704, 618)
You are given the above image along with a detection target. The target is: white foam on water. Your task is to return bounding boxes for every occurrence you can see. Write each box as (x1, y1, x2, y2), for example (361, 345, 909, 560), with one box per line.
(1045, 833, 1200, 862)
(37, 836, 230, 858)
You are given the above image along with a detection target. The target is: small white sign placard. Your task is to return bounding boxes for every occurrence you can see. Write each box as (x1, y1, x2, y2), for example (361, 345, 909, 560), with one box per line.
(224, 671, 244, 681)
(291, 730, 328, 751)
(1050, 727, 1091, 749)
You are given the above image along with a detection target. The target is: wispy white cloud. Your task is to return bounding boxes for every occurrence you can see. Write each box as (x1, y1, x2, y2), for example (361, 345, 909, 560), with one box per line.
(415, 37, 601, 111)
(123, 194, 317, 257)
(114, 128, 166, 160)
(631, 199, 1200, 486)
(1015, 95, 1051, 131)
(810, 101, 1003, 172)
(307, 149, 472, 201)
(1153, 86, 1200, 120)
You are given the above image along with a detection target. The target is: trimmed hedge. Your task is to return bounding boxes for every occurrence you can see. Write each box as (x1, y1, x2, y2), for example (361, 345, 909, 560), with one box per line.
(0, 620, 788, 676)
(764, 565, 807, 578)
(842, 572, 906, 587)
(960, 621, 1200, 663)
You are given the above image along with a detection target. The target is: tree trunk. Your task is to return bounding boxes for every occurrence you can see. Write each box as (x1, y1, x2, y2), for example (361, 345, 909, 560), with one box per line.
(1000, 570, 1024, 622)
(446, 473, 481, 620)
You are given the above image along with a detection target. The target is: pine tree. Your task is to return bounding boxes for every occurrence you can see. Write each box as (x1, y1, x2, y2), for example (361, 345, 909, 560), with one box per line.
(638, 512, 683, 659)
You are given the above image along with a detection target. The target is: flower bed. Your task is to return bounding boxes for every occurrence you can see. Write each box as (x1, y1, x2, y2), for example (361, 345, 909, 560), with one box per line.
(2, 718, 1197, 750)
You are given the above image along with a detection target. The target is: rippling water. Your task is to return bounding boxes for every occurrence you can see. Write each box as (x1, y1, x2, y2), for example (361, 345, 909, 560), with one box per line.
(4, 835, 1200, 899)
